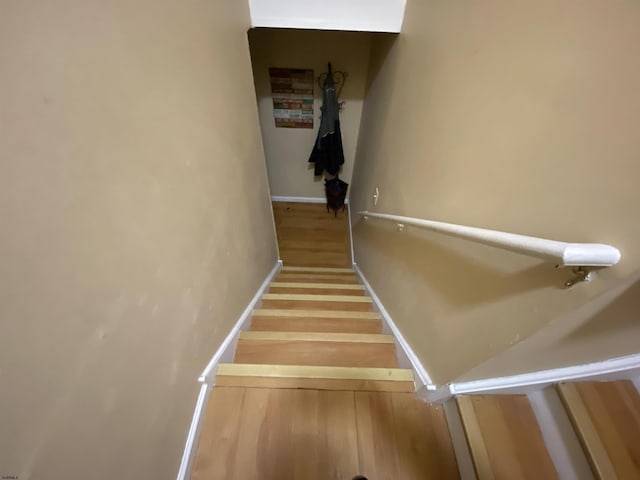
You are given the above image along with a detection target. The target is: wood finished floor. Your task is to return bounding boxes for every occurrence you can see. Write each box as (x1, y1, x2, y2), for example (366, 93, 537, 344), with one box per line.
(191, 387, 460, 480)
(458, 394, 558, 480)
(273, 202, 351, 268)
(191, 206, 459, 478)
(567, 380, 640, 479)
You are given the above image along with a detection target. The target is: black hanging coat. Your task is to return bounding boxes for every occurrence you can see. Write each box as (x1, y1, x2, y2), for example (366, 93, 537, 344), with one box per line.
(308, 68, 344, 176)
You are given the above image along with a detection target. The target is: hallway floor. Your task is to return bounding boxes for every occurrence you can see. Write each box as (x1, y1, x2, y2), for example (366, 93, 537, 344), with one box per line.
(272, 201, 352, 268)
(191, 387, 458, 479)
(190, 202, 460, 479)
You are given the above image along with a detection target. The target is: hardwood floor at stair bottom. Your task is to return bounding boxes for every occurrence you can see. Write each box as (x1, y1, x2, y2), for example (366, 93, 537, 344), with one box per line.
(558, 380, 640, 479)
(458, 395, 558, 480)
(191, 387, 460, 480)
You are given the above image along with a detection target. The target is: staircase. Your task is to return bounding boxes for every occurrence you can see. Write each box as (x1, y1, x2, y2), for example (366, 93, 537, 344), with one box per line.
(192, 264, 640, 480)
(215, 265, 415, 392)
(192, 264, 460, 479)
(190, 202, 639, 479)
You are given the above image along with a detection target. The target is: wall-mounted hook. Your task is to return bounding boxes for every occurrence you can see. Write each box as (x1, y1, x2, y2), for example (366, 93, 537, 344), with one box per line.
(317, 62, 348, 102)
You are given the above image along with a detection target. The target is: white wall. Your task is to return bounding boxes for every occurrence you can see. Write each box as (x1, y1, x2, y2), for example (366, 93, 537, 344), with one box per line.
(249, 28, 372, 198)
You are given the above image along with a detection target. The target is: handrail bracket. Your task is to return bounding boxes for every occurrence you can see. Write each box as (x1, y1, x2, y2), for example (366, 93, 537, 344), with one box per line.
(564, 266, 595, 288)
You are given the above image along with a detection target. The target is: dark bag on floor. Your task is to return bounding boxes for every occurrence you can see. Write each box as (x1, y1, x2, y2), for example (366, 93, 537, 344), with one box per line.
(324, 176, 349, 216)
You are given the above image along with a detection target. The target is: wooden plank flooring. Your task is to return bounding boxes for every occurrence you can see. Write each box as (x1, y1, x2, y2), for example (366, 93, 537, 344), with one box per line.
(273, 202, 351, 268)
(191, 387, 460, 480)
(457, 395, 558, 480)
(190, 203, 451, 479)
(558, 380, 640, 479)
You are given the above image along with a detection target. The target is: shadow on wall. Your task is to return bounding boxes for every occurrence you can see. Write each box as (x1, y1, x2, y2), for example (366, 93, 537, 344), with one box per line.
(355, 218, 567, 307)
(562, 275, 640, 346)
(363, 33, 398, 96)
(453, 269, 640, 381)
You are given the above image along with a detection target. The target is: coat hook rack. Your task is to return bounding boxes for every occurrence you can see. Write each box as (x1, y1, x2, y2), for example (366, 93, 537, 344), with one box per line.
(317, 62, 348, 106)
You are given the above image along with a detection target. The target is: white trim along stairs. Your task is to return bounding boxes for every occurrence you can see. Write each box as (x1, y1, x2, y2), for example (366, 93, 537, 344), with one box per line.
(178, 261, 640, 480)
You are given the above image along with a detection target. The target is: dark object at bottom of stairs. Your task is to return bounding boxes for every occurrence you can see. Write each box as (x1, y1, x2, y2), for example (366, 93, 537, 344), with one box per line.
(325, 176, 348, 216)
(352, 476, 368, 480)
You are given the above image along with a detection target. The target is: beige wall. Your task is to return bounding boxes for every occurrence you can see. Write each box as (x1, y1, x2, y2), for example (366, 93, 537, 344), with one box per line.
(351, 1, 640, 384)
(457, 271, 640, 382)
(0, 1, 277, 479)
(248, 28, 371, 198)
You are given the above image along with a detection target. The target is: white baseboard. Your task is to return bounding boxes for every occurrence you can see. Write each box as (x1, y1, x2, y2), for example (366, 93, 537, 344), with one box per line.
(353, 264, 434, 393)
(177, 260, 282, 480)
(348, 205, 355, 266)
(271, 195, 350, 204)
(176, 383, 212, 480)
(449, 352, 640, 396)
(198, 260, 283, 383)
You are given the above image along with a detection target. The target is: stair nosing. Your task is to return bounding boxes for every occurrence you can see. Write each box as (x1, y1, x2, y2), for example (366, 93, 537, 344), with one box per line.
(252, 309, 381, 320)
(281, 266, 354, 273)
(216, 363, 414, 381)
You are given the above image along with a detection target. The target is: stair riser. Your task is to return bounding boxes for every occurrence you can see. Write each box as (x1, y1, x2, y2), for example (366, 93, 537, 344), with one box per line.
(234, 340, 398, 368)
(276, 273, 359, 284)
(260, 300, 373, 311)
(268, 286, 365, 296)
(250, 317, 382, 334)
(281, 266, 353, 273)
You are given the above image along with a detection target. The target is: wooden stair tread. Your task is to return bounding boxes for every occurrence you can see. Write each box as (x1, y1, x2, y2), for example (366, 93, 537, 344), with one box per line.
(252, 309, 381, 320)
(457, 395, 558, 479)
(269, 286, 366, 296)
(234, 339, 398, 368)
(558, 380, 640, 479)
(261, 300, 373, 312)
(216, 362, 414, 392)
(250, 316, 382, 334)
(271, 282, 365, 290)
(240, 331, 394, 343)
(217, 363, 413, 381)
(282, 266, 354, 273)
(250, 309, 383, 334)
(261, 293, 374, 312)
(215, 376, 414, 392)
(262, 293, 371, 302)
(276, 273, 359, 283)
